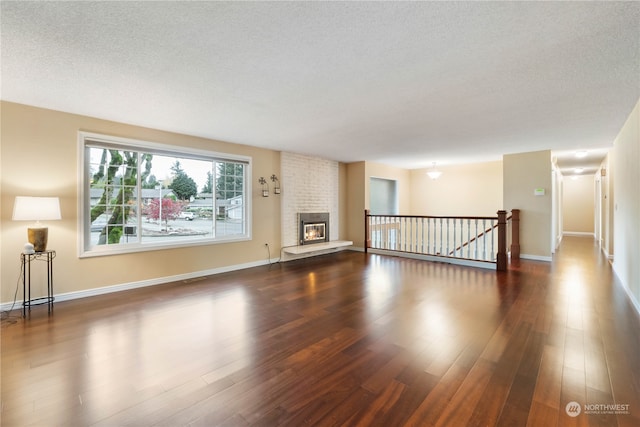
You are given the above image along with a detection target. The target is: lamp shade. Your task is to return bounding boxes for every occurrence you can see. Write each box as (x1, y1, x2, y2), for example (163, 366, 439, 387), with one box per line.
(12, 196, 62, 221)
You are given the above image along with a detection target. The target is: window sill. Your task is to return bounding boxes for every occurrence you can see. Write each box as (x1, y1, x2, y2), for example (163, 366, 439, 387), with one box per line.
(79, 235, 251, 258)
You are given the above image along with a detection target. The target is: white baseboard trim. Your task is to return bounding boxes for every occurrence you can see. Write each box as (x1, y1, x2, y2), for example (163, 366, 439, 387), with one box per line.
(367, 248, 496, 270)
(520, 254, 553, 262)
(613, 265, 640, 319)
(563, 232, 595, 237)
(0, 258, 274, 311)
(601, 246, 614, 261)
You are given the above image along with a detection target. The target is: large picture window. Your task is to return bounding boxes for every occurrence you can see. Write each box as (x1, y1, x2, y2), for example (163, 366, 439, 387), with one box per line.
(79, 132, 251, 257)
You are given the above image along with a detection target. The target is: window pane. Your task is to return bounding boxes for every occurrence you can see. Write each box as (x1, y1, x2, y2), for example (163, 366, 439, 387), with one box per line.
(82, 133, 250, 256)
(140, 154, 214, 244)
(215, 161, 245, 237)
(88, 148, 139, 246)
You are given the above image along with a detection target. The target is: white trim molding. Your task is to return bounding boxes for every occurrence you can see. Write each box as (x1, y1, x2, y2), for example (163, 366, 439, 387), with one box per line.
(613, 265, 640, 319)
(563, 231, 595, 237)
(0, 258, 275, 311)
(520, 254, 553, 262)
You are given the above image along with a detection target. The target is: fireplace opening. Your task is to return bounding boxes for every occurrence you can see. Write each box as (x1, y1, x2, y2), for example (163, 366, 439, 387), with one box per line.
(299, 212, 330, 245)
(304, 223, 325, 242)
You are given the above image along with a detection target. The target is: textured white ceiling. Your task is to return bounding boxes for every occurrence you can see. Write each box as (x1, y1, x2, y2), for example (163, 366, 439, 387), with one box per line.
(2, 1, 639, 170)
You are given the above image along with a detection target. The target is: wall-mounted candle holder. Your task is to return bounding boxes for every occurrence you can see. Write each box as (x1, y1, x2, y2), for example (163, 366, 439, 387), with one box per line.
(270, 174, 281, 194)
(258, 177, 269, 197)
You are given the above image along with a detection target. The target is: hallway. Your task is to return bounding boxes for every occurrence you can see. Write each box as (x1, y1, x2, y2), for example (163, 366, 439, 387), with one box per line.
(519, 236, 640, 426)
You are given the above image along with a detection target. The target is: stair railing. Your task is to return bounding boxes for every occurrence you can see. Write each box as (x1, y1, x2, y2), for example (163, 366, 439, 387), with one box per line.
(365, 209, 519, 271)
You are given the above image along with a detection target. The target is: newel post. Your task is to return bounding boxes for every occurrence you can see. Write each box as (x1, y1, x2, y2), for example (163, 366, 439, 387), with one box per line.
(497, 210, 507, 271)
(364, 209, 370, 253)
(510, 209, 520, 261)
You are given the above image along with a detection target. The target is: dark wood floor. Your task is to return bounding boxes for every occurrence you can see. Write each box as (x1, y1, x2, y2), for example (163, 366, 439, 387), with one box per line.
(2, 236, 639, 426)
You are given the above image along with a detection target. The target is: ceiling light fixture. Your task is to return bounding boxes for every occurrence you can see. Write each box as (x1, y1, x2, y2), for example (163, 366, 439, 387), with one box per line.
(426, 162, 442, 180)
(574, 167, 584, 174)
(575, 150, 588, 158)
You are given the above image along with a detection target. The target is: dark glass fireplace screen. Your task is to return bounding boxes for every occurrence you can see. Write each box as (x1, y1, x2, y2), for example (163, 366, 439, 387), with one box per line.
(299, 212, 330, 245)
(304, 223, 326, 242)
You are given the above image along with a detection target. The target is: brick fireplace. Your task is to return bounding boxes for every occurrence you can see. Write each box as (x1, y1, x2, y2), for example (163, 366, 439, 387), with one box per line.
(281, 152, 339, 247)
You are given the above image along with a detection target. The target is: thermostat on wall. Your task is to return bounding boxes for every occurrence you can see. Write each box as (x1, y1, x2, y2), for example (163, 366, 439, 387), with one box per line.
(534, 188, 545, 196)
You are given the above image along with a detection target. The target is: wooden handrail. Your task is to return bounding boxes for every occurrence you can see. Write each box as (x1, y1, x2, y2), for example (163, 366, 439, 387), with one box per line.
(448, 214, 512, 256)
(366, 213, 497, 221)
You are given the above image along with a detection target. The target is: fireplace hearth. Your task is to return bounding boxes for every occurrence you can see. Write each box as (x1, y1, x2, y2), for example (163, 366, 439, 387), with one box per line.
(299, 212, 330, 245)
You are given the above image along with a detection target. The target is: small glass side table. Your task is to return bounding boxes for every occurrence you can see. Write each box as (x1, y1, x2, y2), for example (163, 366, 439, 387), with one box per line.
(21, 250, 56, 316)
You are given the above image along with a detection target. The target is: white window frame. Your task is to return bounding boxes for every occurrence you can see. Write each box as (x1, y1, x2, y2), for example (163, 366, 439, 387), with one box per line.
(78, 131, 252, 258)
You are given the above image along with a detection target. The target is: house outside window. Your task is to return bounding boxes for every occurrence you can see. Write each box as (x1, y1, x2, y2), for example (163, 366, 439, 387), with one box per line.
(78, 132, 251, 257)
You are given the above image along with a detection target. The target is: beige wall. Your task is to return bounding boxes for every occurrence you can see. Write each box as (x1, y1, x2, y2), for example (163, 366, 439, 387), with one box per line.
(345, 161, 366, 247)
(551, 166, 563, 251)
(410, 161, 503, 217)
(346, 160, 502, 249)
(612, 98, 640, 312)
(503, 150, 553, 260)
(345, 161, 411, 249)
(562, 176, 594, 234)
(598, 154, 614, 257)
(1, 102, 282, 303)
(7, 99, 634, 310)
(365, 162, 412, 214)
